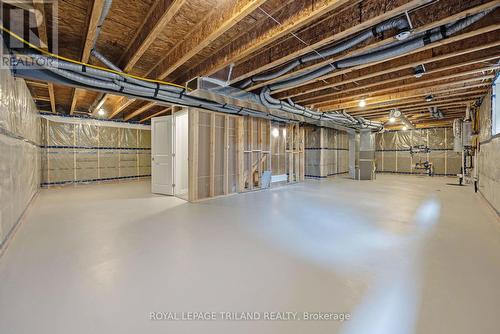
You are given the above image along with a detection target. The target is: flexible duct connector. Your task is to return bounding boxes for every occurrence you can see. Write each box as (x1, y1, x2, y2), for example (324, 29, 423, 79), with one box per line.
(91, 0, 113, 50)
(23, 9, 494, 131)
(252, 8, 494, 128)
(264, 10, 492, 92)
(239, 16, 410, 89)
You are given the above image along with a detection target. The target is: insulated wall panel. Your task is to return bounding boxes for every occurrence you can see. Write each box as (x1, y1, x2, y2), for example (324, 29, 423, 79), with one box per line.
(41, 116, 151, 186)
(397, 152, 412, 173)
(376, 127, 457, 176)
(0, 37, 40, 249)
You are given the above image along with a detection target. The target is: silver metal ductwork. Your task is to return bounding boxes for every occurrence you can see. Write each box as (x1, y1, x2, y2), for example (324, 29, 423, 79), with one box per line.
(8, 8, 495, 131)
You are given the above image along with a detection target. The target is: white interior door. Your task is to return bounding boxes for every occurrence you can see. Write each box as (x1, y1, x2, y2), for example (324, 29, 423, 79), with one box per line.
(152, 116, 174, 195)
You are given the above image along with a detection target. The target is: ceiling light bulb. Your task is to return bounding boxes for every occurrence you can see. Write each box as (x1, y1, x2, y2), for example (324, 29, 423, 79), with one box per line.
(272, 128, 279, 138)
(425, 95, 433, 102)
(97, 108, 105, 116)
(359, 99, 366, 108)
(389, 117, 396, 123)
(402, 126, 408, 131)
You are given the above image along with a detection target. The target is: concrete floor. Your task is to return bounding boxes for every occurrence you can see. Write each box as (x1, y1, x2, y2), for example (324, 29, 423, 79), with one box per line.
(0, 175, 499, 334)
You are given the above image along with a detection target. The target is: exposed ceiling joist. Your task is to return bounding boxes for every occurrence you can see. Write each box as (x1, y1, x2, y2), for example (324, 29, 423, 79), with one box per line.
(289, 40, 500, 101)
(109, 97, 136, 119)
(181, 0, 355, 82)
(299, 58, 500, 105)
(319, 76, 494, 111)
(69, 0, 106, 115)
(277, 22, 500, 97)
(31, 0, 56, 113)
(140, 107, 172, 123)
(249, 0, 500, 92)
(124, 102, 157, 121)
(119, 0, 187, 72)
(150, 0, 268, 80)
(225, 0, 435, 85)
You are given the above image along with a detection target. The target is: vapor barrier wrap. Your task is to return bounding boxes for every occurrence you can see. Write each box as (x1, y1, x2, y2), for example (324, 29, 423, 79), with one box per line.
(40, 115, 151, 186)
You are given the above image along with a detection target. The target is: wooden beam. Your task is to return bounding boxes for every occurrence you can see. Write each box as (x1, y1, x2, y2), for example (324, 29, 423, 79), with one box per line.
(349, 89, 488, 115)
(290, 40, 500, 101)
(226, 0, 434, 85)
(69, 0, 105, 115)
(312, 67, 498, 109)
(180, 0, 356, 83)
(123, 102, 156, 121)
(278, 22, 500, 98)
(31, 1, 56, 113)
(119, 0, 187, 72)
(95, 0, 185, 117)
(150, 0, 267, 80)
(139, 107, 172, 123)
(299, 58, 500, 105)
(109, 97, 136, 119)
(319, 76, 494, 110)
(249, 1, 500, 92)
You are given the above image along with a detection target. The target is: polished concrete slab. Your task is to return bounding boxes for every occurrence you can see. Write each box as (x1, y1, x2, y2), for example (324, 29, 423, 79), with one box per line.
(1, 175, 499, 334)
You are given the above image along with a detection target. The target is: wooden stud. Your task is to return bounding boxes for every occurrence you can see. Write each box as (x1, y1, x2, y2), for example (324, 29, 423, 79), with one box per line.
(223, 116, 229, 195)
(209, 113, 215, 197)
(188, 109, 199, 201)
(236, 117, 245, 192)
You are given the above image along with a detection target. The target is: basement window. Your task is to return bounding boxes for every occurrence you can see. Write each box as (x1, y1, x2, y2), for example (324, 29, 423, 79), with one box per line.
(493, 74, 500, 135)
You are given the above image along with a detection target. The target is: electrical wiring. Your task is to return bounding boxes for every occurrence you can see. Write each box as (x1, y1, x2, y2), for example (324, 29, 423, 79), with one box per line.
(0, 24, 187, 90)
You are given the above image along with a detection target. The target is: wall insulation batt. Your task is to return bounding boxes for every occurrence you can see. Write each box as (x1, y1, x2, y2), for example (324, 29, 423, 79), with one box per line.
(375, 128, 461, 176)
(477, 90, 500, 213)
(40, 115, 151, 186)
(0, 63, 40, 250)
(304, 126, 350, 178)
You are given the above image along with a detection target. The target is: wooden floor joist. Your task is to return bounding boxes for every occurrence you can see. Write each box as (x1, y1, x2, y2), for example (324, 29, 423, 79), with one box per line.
(23, 0, 499, 128)
(248, 0, 500, 93)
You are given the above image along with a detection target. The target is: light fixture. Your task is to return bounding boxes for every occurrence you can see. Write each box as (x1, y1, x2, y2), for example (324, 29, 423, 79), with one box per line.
(389, 117, 396, 123)
(359, 99, 366, 108)
(97, 108, 106, 116)
(272, 127, 279, 138)
(402, 125, 408, 131)
(425, 95, 433, 102)
(414, 64, 426, 78)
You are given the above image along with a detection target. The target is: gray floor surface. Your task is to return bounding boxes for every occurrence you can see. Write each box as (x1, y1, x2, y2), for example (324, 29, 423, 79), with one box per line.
(1, 175, 499, 334)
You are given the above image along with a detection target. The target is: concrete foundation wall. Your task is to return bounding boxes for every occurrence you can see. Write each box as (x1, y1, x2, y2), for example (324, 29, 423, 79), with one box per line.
(477, 90, 499, 213)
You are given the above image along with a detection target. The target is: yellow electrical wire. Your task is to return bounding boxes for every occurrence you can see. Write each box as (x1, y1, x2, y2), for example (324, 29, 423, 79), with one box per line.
(0, 25, 187, 90)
